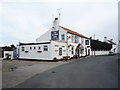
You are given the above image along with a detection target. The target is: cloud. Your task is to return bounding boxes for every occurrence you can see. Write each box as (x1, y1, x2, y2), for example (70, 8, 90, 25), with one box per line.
(1, 4, 49, 46)
(1, 0, 119, 3)
(0, 2, 118, 46)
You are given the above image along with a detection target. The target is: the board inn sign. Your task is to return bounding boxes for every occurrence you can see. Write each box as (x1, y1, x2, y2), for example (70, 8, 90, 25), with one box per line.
(51, 31, 59, 40)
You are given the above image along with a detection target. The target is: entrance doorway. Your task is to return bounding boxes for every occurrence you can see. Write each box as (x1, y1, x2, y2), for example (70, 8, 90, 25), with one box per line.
(59, 48, 62, 56)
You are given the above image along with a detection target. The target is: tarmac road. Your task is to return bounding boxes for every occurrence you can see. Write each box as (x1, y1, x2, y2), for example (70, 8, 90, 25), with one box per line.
(14, 55, 118, 88)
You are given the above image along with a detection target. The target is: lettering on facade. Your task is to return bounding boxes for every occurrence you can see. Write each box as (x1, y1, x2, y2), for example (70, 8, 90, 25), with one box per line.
(51, 31, 59, 40)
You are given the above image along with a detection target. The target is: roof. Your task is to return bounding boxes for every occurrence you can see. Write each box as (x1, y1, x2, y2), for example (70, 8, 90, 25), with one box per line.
(107, 40, 116, 45)
(2, 47, 13, 51)
(19, 42, 51, 46)
(59, 26, 90, 39)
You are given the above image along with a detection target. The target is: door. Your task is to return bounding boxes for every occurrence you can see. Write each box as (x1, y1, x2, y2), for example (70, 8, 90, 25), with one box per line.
(86, 48, 87, 56)
(88, 49, 90, 55)
(59, 48, 62, 56)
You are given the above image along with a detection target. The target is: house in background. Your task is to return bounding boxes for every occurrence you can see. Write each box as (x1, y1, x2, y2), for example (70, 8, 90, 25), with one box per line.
(18, 18, 91, 61)
(2, 45, 17, 60)
(90, 37, 117, 55)
(0, 47, 3, 59)
(90, 39, 112, 55)
(107, 39, 117, 53)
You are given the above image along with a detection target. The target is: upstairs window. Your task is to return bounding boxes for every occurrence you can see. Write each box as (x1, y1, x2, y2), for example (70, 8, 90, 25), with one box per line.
(34, 47, 36, 50)
(81, 38, 84, 44)
(61, 34, 65, 41)
(44, 45, 48, 51)
(30, 47, 32, 50)
(85, 40, 89, 45)
(71, 35, 74, 42)
(75, 35, 78, 43)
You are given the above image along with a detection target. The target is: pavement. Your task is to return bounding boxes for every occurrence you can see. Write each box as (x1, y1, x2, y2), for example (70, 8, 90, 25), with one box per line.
(2, 60, 69, 88)
(14, 55, 118, 88)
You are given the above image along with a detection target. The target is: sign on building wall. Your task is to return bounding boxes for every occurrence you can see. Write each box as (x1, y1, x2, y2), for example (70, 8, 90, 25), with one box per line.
(51, 31, 59, 40)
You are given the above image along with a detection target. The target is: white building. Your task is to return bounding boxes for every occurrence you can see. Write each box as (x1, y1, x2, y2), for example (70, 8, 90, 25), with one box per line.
(107, 39, 117, 53)
(18, 18, 91, 60)
(2, 47, 14, 60)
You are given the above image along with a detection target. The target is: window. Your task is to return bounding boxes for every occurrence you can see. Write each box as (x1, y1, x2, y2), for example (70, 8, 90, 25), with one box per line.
(25, 51, 28, 53)
(38, 51, 42, 53)
(72, 46, 74, 54)
(21, 47, 25, 51)
(85, 40, 89, 45)
(71, 35, 74, 42)
(61, 34, 65, 41)
(44, 45, 48, 51)
(34, 47, 36, 50)
(81, 38, 84, 44)
(63, 50, 65, 52)
(55, 50, 58, 52)
(67, 35, 70, 40)
(30, 47, 32, 50)
(59, 48, 62, 56)
(5, 53, 9, 56)
(75, 35, 78, 43)
(55, 45, 59, 47)
(38, 47, 41, 49)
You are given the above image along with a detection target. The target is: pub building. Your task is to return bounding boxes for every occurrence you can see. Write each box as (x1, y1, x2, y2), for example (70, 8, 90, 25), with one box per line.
(17, 18, 116, 61)
(17, 18, 91, 61)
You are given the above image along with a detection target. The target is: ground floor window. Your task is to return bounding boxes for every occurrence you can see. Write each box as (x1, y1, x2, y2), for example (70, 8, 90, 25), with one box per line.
(21, 47, 25, 51)
(72, 46, 74, 54)
(30, 47, 32, 50)
(59, 48, 62, 56)
(44, 45, 48, 51)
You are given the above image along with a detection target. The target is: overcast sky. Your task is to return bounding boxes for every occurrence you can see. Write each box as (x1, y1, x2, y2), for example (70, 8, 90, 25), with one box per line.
(0, 0, 119, 46)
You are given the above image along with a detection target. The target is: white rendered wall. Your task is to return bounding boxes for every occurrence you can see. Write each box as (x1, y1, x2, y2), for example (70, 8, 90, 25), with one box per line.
(19, 44, 52, 60)
(36, 27, 67, 43)
(111, 44, 117, 53)
(51, 41, 67, 59)
(67, 33, 91, 57)
(36, 29, 51, 42)
(93, 51, 109, 55)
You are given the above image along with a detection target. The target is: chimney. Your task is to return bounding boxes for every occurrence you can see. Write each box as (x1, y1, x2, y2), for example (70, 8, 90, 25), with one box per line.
(110, 39, 113, 41)
(53, 18, 59, 30)
(104, 37, 107, 42)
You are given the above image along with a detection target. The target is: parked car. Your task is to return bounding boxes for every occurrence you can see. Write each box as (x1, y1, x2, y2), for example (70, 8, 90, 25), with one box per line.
(109, 51, 115, 55)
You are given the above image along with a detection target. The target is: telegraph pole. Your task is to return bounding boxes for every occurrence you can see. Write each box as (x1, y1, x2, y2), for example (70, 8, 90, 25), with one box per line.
(93, 34, 95, 55)
(57, 8, 62, 25)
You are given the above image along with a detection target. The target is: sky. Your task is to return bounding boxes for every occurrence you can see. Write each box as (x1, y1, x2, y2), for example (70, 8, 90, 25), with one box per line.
(0, 0, 119, 46)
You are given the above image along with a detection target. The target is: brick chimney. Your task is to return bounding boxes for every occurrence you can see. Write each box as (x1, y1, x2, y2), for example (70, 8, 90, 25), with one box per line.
(53, 18, 59, 30)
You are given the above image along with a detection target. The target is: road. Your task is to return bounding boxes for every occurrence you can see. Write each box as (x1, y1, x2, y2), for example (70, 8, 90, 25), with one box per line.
(14, 55, 118, 88)
(2, 60, 68, 88)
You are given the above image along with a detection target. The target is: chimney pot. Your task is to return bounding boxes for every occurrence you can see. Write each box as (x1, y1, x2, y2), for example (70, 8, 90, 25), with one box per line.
(55, 18, 58, 20)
